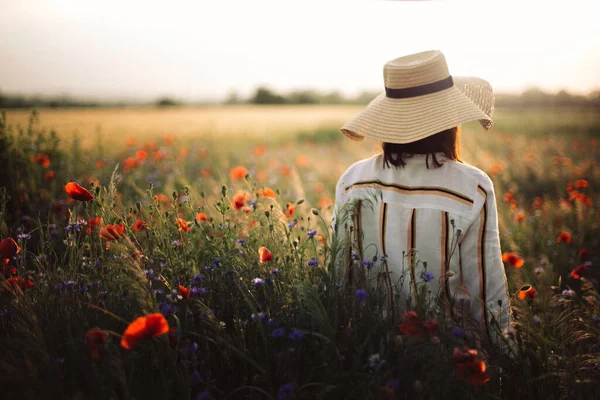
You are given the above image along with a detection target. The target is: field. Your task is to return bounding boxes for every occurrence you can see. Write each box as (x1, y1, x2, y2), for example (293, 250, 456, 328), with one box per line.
(1, 105, 599, 399)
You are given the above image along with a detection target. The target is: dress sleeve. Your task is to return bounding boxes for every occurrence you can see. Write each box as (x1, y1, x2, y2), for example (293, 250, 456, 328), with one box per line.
(458, 176, 511, 346)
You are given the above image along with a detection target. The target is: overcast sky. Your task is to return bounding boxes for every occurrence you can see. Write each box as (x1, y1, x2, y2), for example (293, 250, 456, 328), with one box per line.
(2, 0, 599, 102)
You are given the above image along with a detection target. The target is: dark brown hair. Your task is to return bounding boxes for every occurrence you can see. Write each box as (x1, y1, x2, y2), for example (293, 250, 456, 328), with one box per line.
(382, 126, 462, 169)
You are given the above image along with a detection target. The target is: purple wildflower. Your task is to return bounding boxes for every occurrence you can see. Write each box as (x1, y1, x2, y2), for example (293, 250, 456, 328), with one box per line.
(450, 326, 466, 338)
(191, 287, 207, 295)
(307, 258, 318, 267)
(272, 328, 285, 338)
(287, 221, 296, 228)
(421, 271, 434, 282)
(17, 233, 31, 240)
(252, 278, 265, 287)
(288, 330, 305, 341)
(355, 288, 367, 303)
(270, 268, 280, 275)
(307, 229, 317, 237)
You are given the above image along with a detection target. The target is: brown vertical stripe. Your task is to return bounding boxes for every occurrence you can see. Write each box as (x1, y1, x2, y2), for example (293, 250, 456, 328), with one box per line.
(408, 209, 417, 307)
(379, 202, 393, 316)
(477, 185, 490, 339)
(441, 211, 451, 316)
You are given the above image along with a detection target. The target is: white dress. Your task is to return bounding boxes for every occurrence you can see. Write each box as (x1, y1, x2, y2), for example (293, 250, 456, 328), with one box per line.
(333, 152, 511, 344)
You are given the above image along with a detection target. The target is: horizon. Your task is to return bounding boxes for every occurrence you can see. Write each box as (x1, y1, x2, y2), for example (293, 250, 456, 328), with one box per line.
(2, 0, 599, 102)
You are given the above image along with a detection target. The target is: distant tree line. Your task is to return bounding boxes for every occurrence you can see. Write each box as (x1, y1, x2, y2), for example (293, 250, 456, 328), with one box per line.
(2, 87, 600, 109)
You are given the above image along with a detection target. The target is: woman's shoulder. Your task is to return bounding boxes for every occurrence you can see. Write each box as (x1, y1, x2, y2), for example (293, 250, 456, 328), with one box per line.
(337, 154, 381, 181)
(445, 159, 495, 191)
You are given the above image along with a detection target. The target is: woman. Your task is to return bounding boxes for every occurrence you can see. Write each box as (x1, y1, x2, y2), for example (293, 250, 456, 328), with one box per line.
(333, 50, 510, 345)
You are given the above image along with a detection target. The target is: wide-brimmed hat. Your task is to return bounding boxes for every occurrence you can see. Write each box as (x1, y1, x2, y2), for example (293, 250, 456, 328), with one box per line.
(341, 50, 494, 144)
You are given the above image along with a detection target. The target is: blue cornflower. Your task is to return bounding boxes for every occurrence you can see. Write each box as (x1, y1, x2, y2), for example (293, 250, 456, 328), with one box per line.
(355, 288, 367, 303)
(380, 254, 388, 262)
(57, 280, 76, 290)
(17, 233, 31, 240)
(191, 287, 207, 295)
(450, 326, 466, 338)
(143, 269, 154, 277)
(307, 229, 317, 237)
(277, 383, 295, 400)
(251, 278, 265, 287)
(236, 238, 246, 246)
(193, 274, 204, 281)
(288, 329, 305, 341)
(251, 311, 267, 321)
(271, 328, 285, 338)
(362, 259, 374, 270)
(421, 271, 434, 282)
(159, 302, 178, 317)
(307, 258, 318, 267)
(266, 318, 279, 327)
(270, 268, 280, 275)
(287, 221, 296, 228)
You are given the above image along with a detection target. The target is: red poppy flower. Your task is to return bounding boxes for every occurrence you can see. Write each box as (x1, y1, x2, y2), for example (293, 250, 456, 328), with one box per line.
(2, 277, 34, 293)
(258, 246, 273, 264)
(33, 153, 51, 168)
(232, 190, 250, 211)
(570, 264, 586, 279)
(121, 313, 169, 350)
(179, 285, 190, 299)
(579, 248, 590, 259)
(86, 217, 102, 235)
(176, 218, 191, 232)
(319, 196, 333, 209)
(532, 197, 543, 209)
(518, 285, 536, 300)
(257, 187, 276, 199)
(164, 133, 176, 145)
(1, 258, 17, 277)
(514, 211, 525, 223)
(398, 311, 438, 337)
(132, 220, 148, 232)
(195, 213, 209, 222)
(99, 223, 126, 249)
(503, 192, 514, 203)
(44, 170, 56, 181)
(557, 231, 572, 244)
(85, 328, 108, 360)
(0, 238, 21, 259)
(502, 252, 524, 268)
(65, 182, 94, 201)
(575, 179, 589, 189)
(229, 165, 248, 180)
(285, 203, 296, 219)
(453, 347, 490, 385)
(135, 150, 148, 161)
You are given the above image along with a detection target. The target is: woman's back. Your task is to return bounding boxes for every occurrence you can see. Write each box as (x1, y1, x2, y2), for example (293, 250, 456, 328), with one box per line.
(334, 152, 510, 343)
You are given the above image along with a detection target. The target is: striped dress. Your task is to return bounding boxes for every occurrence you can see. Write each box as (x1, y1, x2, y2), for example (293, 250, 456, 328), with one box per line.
(333, 152, 510, 343)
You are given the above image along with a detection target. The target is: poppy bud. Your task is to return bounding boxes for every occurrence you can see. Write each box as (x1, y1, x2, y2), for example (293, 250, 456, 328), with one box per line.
(311, 208, 319, 216)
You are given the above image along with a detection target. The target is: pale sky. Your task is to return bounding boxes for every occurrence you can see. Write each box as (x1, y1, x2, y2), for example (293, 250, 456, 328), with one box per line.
(1, 0, 599, 102)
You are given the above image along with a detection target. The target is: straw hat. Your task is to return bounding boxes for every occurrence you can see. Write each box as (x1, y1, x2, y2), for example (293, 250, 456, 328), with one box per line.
(341, 50, 494, 144)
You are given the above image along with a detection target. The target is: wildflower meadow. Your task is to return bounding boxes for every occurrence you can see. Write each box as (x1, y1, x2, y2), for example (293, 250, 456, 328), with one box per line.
(1, 107, 599, 400)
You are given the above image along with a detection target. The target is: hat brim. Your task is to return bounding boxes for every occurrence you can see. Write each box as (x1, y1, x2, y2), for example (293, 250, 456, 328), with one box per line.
(341, 76, 494, 144)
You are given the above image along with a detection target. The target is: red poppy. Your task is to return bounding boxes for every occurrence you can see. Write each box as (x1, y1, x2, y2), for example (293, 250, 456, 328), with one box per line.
(2, 277, 34, 293)
(502, 252, 524, 268)
(0, 238, 21, 259)
(518, 285, 536, 300)
(579, 248, 590, 259)
(132, 220, 148, 232)
(33, 153, 51, 168)
(85, 328, 108, 360)
(232, 190, 250, 211)
(195, 213, 209, 222)
(164, 133, 176, 145)
(570, 264, 586, 279)
(99, 223, 126, 249)
(532, 197, 543, 209)
(176, 218, 191, 232)
(179, 285, 190, 299)
(452, 347, 490, 385)
(96, 160, 106, 169)
(257, 187, 276, 199)
(229, 166, 248, 180)
(285, 203, 295, 219)
(318, 196, 333, 209)
(398, 311, 438, 337)
(86, 217, 102, 235)
(65, 182, 94, 202)
(123, 157, 139, 172)
(514, 211, 525, 223)
(156, 194, 170, 205)
(44, 170, 56, 181)
(258, 246, 273, 264)
(121, 313, 169, 350)
(575, 179, 589, 189)
(126, 137, 136, 147)
(135, 150, 148, 161)
(557, 231, 572, 244)
(503, 192, 514, 203)
(1, 258, 15, 277)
